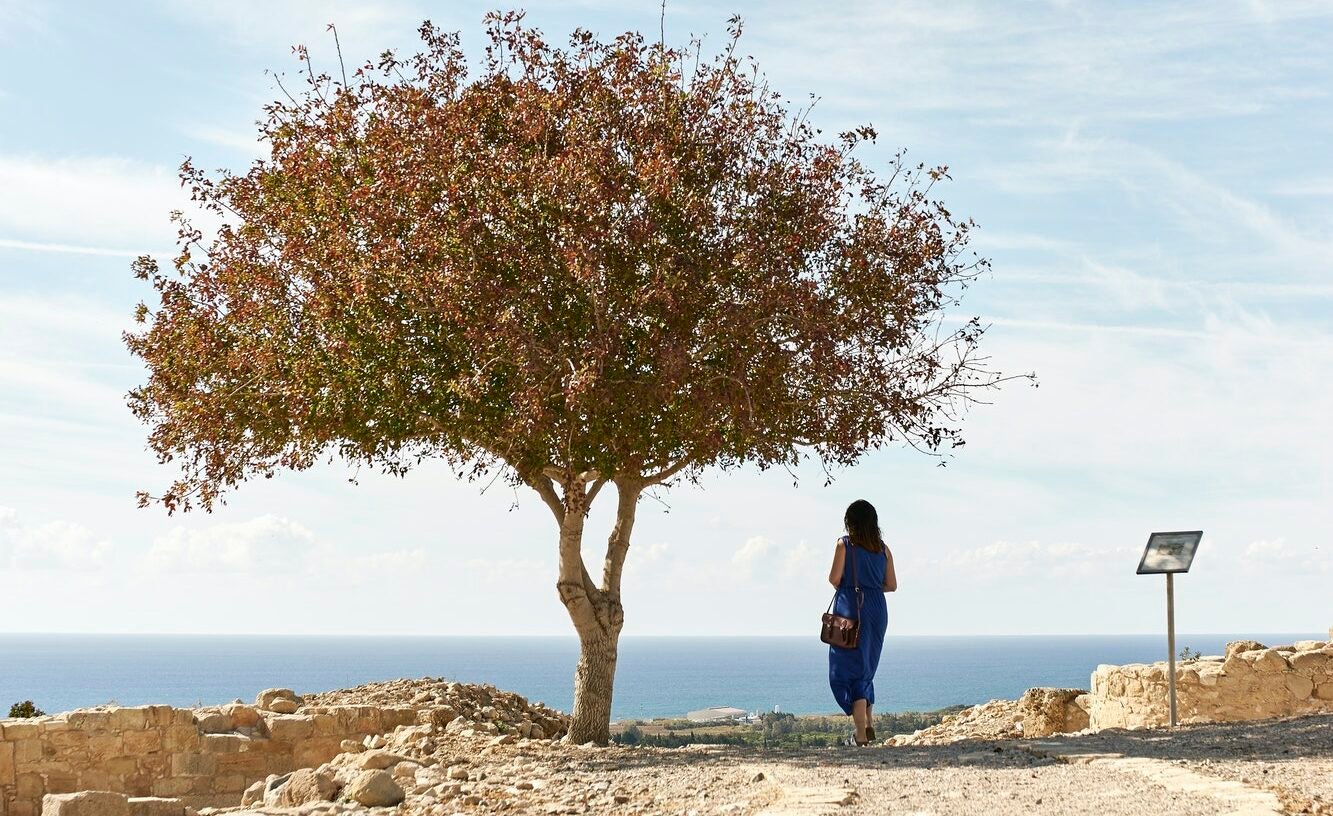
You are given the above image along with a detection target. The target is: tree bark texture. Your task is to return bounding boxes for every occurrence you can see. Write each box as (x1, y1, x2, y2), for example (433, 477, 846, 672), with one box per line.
(546, 474, 640, 745)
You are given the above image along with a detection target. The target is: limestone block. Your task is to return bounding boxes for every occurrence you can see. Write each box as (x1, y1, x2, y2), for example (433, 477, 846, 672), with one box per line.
(148, 778, 191, 799)
(126, 798, 187, 816)
(1290, 650, 1327, 672)
(221, 705, 261, 729)
(5, 724, 40, 740)
(63, 712, 110, 731)
(109, 710, 150, 731)
(121, 731, 161, 755)
(194, 713, 233, 735)
(264, 716, 313, 743)
(1226, 639, 1266, 659)
(1, 740, 14, 785)
(1294, 640, 1326, 651)
(98, 755, 137, 778)
(87, 734, 123, 762)
(169, 752, 215, 777)
(1221, 654, 1253, 676)
(199, 734, 248, 753)
(1251, 649, 1290, 673)
(1197, 665, 1223, 687)
(162, 727, 199, 753)
(41, 791, 130, 816)
(76, 770, 111, 792)
(1316, 682, 1333, 701)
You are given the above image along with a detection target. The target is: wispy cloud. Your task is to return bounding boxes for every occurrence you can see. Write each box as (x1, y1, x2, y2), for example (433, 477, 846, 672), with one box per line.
(0, 155, 193, 251)
(0, 506, 111, 571)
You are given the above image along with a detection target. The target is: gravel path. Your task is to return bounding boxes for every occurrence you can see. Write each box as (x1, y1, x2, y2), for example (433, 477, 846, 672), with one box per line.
(1020, 714, 1333, 815)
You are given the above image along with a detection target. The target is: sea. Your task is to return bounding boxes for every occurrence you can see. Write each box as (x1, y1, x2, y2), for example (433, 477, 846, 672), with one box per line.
(0, 633, 1321, 721)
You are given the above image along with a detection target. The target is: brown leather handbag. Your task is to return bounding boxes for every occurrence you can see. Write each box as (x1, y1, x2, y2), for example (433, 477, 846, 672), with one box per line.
(821, 538, 862, 649)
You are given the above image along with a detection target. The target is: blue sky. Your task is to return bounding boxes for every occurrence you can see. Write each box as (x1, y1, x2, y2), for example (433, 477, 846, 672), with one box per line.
(0, 0, 1329, 637)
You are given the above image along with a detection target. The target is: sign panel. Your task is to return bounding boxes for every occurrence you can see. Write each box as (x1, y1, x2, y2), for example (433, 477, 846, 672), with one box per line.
(1136, 530, 1203, 574)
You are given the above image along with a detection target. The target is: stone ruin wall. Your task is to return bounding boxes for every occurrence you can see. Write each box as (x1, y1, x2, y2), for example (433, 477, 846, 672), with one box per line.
(0, 700, 424, 816)
(1088, 634, 1333, 731)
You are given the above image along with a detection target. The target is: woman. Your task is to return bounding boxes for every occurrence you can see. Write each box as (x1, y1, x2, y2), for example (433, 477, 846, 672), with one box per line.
(827, 499, 897, 746)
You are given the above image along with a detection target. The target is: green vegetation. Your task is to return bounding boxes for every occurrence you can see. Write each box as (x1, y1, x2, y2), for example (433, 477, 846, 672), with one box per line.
(1179, 646, 1201, 662)
(611, 707, 967, 748)
(8, 700, 46, 718)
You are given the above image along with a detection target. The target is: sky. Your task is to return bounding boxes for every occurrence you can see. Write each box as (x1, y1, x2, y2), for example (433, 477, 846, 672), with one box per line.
(0, 0, 1329, 638)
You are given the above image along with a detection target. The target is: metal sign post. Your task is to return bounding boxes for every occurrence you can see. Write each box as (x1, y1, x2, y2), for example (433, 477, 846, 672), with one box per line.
(1136, 530, 1203, 728)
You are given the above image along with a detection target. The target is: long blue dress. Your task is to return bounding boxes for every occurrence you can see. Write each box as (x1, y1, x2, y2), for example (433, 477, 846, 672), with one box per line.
(828, 536, 889, 716)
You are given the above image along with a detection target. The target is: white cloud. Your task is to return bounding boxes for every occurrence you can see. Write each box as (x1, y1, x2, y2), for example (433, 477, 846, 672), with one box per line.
(731, 535, 773, 568)
(1242, 538, 1330, 575)
(782, 540, 821, 579)
(0, 155, 191, 253)
(143, 515, 318, 574)
(0, 506, 111, 571)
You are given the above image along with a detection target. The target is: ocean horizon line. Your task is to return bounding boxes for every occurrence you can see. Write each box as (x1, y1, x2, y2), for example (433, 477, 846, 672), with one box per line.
(0, 630, 1321, 640)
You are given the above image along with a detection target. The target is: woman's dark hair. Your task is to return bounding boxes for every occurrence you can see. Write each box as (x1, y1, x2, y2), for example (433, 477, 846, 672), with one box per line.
(844, 499, 885, 553)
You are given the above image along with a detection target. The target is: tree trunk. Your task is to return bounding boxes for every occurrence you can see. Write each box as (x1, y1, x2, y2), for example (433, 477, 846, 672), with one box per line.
(566, 629, 620, 744)
(546, 474, 640, 745)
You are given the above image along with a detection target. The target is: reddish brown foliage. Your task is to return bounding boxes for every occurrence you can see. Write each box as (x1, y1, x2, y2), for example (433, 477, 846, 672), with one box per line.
(126, 13, 1013, 514)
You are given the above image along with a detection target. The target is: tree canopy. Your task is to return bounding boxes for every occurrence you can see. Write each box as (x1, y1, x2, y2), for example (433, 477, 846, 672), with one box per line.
(126, 14, 1007, 514)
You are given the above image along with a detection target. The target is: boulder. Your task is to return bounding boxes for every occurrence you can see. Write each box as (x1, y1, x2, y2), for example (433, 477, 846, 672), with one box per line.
(222, 703, 262, 728)
(241, 779, 266, 807)
(1019, 687, 1089, 738)
(264, 767, 339, 807)
(344, 769, 405, 807)
(195, 712, 234, 734)
(42, 792, 131, 816)
(1225, 640, 1266, 659)
(355, 749, 413, 770)
(254, 688, 302, 712)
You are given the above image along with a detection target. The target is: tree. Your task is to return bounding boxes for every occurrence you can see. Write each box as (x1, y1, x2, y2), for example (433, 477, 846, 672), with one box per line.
(8, 700, 45, 718)
(125, 13, 1022, 744)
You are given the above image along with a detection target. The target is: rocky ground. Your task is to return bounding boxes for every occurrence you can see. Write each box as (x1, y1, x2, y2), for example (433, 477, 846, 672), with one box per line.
(180, 679, 1330, 816)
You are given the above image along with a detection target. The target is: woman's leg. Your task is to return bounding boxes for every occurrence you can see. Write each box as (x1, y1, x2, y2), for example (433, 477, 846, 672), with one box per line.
(865, 702, 875, 741)
(851, 698, 869, 744)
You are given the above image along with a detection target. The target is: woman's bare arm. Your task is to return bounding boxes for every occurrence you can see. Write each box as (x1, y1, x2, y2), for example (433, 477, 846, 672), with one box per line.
(882, 547, 897, 592)
(828, 541, 845, 587)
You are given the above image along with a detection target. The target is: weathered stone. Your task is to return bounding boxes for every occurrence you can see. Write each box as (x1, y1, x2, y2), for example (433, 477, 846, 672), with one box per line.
(344, 769, 405, 807)
(221, 704, 261, 729)
(355, 749, 412, 771)
(254, 689, 301, 712)
(1018, 688, 1089, 738)
(1285, 674, 1315, 699)
(263, 767, 338, 807)
(126, 797, 188, 816)
(267, 699, 299, 715)
(194, 713, 233, 734)
(0, 740, 14, 786)
(1225, 639, 1266, 659)
(1290, 650, 1327, 672)
(1250, 649, 1289, 673)
(240, 778, 266, 807)
(41, 791, 130, 816)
